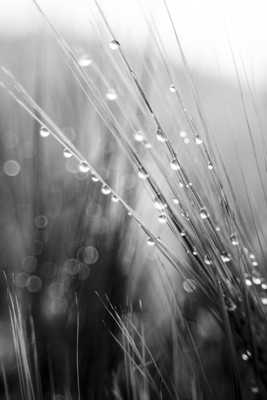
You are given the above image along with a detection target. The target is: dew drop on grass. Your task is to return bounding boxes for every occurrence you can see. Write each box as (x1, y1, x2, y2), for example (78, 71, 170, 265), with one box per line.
(172, 198, 179, 205)
(147, 237, 155, 246)
(156, 127, 167, 142)
(179, 130, 187, 138)
(261, 283, 267, 290)
(78, 54, 92, 67)
(184, 137, 190, 144)
(180, 231, 186, 237)
(204, 255, 212, 265)
(101, 185, 111, 195)
(158, 214, 167, 224)
(111, 194, 119, 203)
(208, 161, 214, 170)
(153, 196, 167, 210)
(252, 276, 261, 285)
(195, 135, 203, 145)
(40, 126, 50, 138)
(144, 141, 152, 149)
(230, 233, 239, 246)
(106, 89, 118, 101)
(138, 168, 149, 179)
(169, 84, 176, 93)
(261, 297, 267, 305)
(170, 159, 180, 171)
(109, 39, 120, 50)
(245, 278, 252, 286)
(134, 130, 144, 142)
(220, 252, 231, 263)
(63, 148, 72, 159)
(199, 207, 208, 220)
(79, 161, 90, 173)
(91, 174, 99, 182)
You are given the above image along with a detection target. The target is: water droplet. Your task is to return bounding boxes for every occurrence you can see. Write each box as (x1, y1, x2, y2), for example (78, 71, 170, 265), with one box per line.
(144, 141, 152, 149)
(252, 276, 261, 285)
(183, 279, 196, 293)
(63, 148, 72, 158)
(170, 159, 180, 171)
(200, 207, 208, 220)
(195, 135, 203, 145)
(138, 167, 149, 179)
(241, 350, 251, 361)
(245, 278, 252, 287)
(184, 137, 190, 144)
(109, 39, 120, 50)
(252, 260, 258, 267)
(230, 233, 239, 246)
(111, 194, 119, 202)
(147, 237, 155, 246)
(204, 255, 212, 265)
(91, 173, 99, 182)
(249, 253, 256, 260)
(101, 185, 111, 195)
(179, 182, 184, 188)
(208, 162, 214, 170)
(192, 248, 198, 256)
(261, 297, 267, 305)
(180, 231, 186, 237)
(40, 126, 50, 137)
(153, 197, 167, 210)
(27, 275, 42, 293)
(3, 160, 21, 176)
(158, 214, 167, 224)
(156, 127, 167, 143)
(78, 54, 92, 67)
(134, 130, 144, 142)
(169, 84, 176, 93)
(172, 198, 179, 205)
(79, 161, 90, 173)
(261, 283, 267, 290)
(180, 130, 187, 138)
(220, 252, 231, 263)
(106, 89, 118, 101)
(215, 226, 221, 232)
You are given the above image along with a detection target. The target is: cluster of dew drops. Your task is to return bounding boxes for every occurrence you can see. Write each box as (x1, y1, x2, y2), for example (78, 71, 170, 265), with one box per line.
(38, 40, 267, 307)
